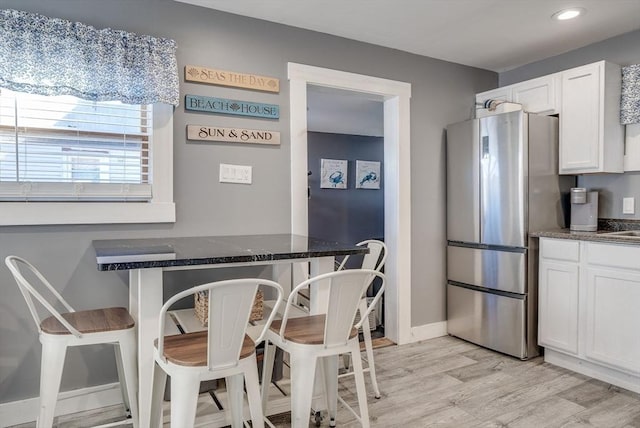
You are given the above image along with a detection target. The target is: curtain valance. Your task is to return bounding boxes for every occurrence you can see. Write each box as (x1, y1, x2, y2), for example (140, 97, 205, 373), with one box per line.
(0, 9, 179, 106)
(621, 64, 640, 125)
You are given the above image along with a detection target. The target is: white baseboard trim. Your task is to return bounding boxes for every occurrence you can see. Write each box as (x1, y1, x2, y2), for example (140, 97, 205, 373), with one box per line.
(408, 321, 448, 343)
(0, 382, 123, 427)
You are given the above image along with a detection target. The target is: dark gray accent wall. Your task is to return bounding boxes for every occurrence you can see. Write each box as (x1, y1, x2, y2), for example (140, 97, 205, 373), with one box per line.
(0, 0, 496, 402)
(307, 132, 384, 247)
(500, 30, 640, 219)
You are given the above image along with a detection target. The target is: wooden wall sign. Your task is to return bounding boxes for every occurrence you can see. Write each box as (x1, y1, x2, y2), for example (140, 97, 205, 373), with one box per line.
(187, 125, 280, 145)
(185, 65, 280, 93)
(185, 95, 279, 119)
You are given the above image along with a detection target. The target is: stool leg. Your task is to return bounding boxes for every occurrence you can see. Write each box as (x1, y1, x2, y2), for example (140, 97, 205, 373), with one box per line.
(290, 351, 317, 428)
(260, 341, 275, 414)
(38, 339, 66, 428)
(243, 356, 265, 428)
(359, 298, 381, 398)
(150, 362, 167, 428)
(321, 356, 338, 427)
(117, 331, 139, 428)
(114, 344, 130, 413)
(226, 373, 244, 428)
(349, 341, 370, 428)
(169, 371, 200, 428)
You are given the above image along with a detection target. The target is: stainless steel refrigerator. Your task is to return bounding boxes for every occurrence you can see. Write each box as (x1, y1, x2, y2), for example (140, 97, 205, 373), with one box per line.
(446, 109, 574, 359)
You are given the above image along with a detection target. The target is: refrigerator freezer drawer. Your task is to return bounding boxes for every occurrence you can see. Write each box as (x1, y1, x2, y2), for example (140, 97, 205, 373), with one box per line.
(447, 283, 527, 359)
(447, 245, 526, 294)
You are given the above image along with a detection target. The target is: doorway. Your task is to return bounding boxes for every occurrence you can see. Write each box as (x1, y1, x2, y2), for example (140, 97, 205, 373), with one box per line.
(288, 63, 412, 345)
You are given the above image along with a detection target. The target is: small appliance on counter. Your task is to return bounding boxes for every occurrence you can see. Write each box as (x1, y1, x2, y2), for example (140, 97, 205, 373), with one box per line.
(570, 188, 598, 232)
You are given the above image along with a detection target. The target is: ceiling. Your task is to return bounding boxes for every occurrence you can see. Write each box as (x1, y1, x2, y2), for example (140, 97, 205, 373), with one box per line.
(175, 0, 640, 72)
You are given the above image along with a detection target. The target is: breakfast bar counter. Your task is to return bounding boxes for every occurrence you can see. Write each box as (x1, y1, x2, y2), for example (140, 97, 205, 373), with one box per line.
(92, 233, 368, 428)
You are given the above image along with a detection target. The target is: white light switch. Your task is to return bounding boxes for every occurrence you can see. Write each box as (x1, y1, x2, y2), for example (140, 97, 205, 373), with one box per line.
(623, 197, 635, 214)
(219, 163, 252, 184)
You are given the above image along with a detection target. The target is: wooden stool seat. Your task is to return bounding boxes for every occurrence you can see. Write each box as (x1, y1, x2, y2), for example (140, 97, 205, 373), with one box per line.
(40, 307, 135, 335)
(270, 315, 357, 345)
(157, 332, 256, 366)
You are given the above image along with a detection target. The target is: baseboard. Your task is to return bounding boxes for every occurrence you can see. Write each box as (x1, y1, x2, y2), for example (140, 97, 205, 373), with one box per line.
(409, 321, 447, 343)
(0, 382, 123, 427)
(545, 349, 640, 395)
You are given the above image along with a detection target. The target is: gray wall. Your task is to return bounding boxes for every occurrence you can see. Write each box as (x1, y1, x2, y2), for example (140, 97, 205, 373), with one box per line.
(500, 30, 640, 219)
(0, 0, 496, 403)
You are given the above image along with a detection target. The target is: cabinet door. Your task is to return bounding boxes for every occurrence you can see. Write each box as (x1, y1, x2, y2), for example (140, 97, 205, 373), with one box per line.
(560, 64, 601, 173)
(538, 260, 579, 354)
(584, 267, 640, 374)
(512, 74, 559, 114)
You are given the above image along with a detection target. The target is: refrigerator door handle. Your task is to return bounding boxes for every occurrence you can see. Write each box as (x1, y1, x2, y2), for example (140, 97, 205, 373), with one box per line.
(482, 135, 490, 159)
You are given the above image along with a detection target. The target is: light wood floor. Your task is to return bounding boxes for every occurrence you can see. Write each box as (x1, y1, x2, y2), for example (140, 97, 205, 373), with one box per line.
(11, 336, 640, 427)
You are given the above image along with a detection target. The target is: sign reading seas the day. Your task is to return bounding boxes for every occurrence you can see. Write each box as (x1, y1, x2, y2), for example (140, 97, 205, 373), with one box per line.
(185, 95, 279, 119)
(185, 65, 280, 93)
(186, 125, 280, 145)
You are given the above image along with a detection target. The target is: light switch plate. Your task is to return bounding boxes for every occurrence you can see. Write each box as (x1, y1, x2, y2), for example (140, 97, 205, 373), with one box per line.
(623, 197, 635, 214)
(219, 163, 252, 184)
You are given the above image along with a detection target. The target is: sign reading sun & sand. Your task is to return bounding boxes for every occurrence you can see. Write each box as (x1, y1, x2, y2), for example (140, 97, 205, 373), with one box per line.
(186, 125, 280, 145)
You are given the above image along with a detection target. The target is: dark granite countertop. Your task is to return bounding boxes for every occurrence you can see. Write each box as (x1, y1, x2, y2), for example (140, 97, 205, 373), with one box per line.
(93, 234, 369, 271)
(531, 218, 640, 245)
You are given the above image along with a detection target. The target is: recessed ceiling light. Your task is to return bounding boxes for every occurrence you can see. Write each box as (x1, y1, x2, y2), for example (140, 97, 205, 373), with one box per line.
(552, 7, 586, 21)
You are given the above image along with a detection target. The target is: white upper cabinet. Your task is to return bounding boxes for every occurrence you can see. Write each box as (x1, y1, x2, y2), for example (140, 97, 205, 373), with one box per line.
(475, 60, 625, 175)
(559, 61, 624, 174)
(511, 74, 560, 115)
(475, 74, 560, 115)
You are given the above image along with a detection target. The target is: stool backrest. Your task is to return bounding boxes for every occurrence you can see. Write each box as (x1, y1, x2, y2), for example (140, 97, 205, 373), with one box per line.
(282, 269, 385, 348)
(337, 239, 387, 272)
(5, 255, 82, 337)
(157, 278, 283, 370)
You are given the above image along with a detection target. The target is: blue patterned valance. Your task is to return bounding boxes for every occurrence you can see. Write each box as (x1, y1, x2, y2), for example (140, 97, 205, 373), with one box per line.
(0, 9, 179, 106)
(621, 64, 640, 125)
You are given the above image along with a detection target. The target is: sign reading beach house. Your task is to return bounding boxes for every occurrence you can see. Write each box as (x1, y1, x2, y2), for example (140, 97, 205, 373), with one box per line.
(185, 95, 279, 119)
(185, 65, 280, 93)
(186, 125, 280, 145)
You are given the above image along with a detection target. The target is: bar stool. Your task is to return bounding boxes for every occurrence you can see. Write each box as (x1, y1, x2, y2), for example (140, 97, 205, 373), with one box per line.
(337, 239, 387, 398)
(261, 269, 385, 428)
(5, 255, 139, 428)
(149, 278, 283, 428)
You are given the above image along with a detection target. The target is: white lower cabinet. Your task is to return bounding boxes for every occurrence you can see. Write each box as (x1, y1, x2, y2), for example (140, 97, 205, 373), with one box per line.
(538, 238, 640, 393)
(584, 267, 640, 374)
(538, 260, 579, 354)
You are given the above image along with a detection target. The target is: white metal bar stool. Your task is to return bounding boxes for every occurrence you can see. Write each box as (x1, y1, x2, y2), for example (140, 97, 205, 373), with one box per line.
(261, 269, 385, 428)
(337, 239, 387, 399)
(5, 255, 139, 428)
(149, 278, 283, 428)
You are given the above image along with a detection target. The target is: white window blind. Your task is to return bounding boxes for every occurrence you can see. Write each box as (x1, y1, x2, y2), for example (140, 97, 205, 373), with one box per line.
(0, 89, 152, 201)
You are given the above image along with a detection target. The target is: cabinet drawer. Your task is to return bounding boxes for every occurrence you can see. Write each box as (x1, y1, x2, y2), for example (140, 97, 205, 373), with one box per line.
(587, 242, 640, 270)
(540, 238, 580, 262)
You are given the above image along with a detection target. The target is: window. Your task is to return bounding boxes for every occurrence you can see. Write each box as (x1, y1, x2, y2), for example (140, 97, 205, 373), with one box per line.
(0, 9, 178, 225)
(0, 91, 175, 225)
(0, 89, 152, 200)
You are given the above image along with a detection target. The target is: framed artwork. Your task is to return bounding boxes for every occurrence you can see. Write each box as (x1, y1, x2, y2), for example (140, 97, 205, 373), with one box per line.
(320, 158, 348, 189)
(356, 160, 381, 189)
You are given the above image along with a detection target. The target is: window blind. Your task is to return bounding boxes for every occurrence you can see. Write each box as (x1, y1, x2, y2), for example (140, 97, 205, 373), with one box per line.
(0, 89, 152, 201)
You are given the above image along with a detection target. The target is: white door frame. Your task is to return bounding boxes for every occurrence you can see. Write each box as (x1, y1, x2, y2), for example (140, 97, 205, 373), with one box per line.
(288, 63, 412, 345)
